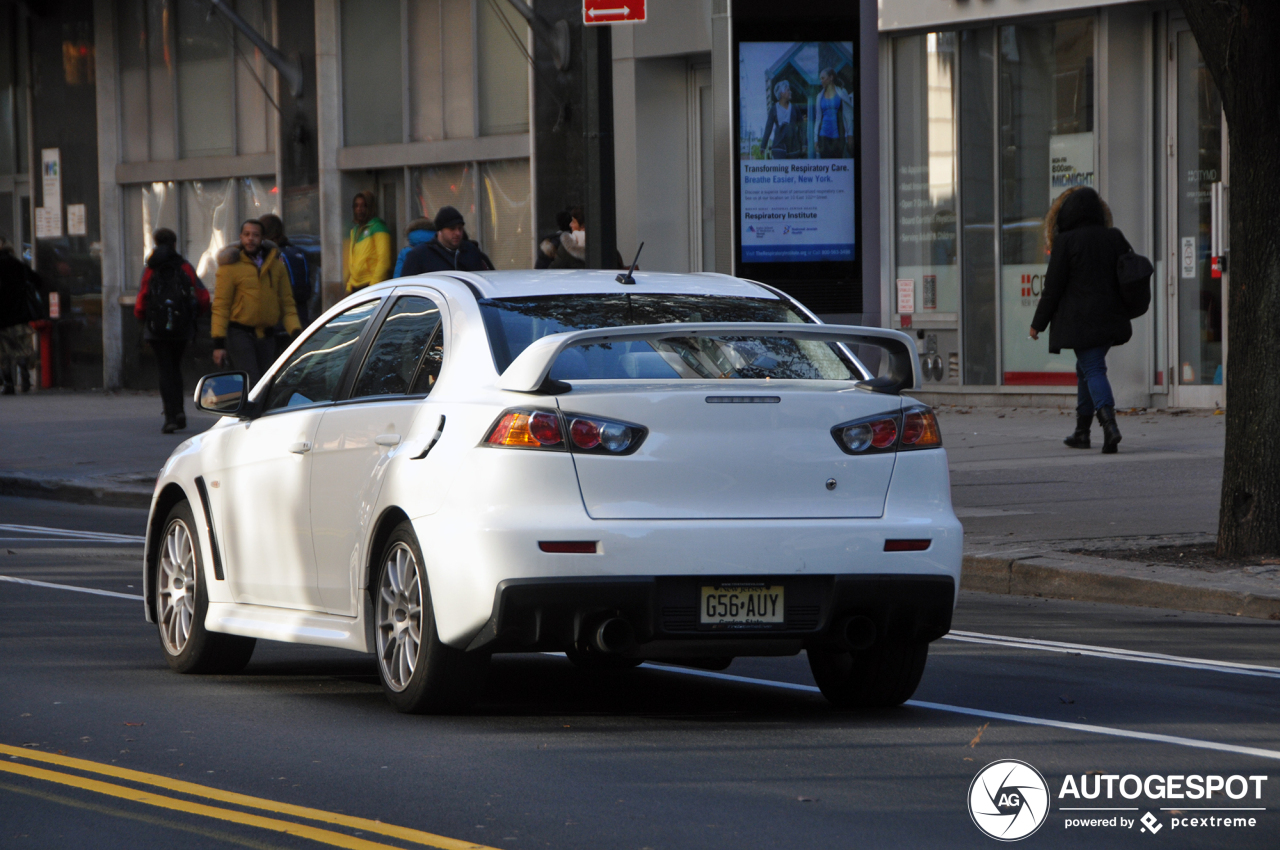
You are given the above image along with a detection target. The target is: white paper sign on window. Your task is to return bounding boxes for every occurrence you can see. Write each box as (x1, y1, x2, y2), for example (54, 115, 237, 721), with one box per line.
(67, 204, 87, 237)
(896, 278, 915, 314)
(1049, 133, 1095, 203)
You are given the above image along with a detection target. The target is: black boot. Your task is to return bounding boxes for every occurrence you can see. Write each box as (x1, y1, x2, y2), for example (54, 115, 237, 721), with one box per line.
(19, 367, 31, 393)
(1096, 405, 1121, 454)
(1063, 413, 1092, 449)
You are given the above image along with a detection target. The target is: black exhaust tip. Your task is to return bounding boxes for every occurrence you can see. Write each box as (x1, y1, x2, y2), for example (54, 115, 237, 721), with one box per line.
(593, 617, 636, 654)
(838, 615, 878, 651)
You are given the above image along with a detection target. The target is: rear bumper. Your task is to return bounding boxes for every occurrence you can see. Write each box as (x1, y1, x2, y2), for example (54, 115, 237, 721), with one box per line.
(465, 574, 955, 655)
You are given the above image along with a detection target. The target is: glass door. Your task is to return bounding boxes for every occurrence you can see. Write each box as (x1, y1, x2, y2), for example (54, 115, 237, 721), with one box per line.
(1168, 24, 1225, 408)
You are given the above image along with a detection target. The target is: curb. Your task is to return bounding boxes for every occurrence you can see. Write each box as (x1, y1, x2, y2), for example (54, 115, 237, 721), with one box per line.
(962, 555, 1280, 621)
(0, 475, 154, 510)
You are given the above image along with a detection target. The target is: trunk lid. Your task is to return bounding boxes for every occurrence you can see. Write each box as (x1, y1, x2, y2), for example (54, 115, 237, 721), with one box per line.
(559, 381, 901, 520)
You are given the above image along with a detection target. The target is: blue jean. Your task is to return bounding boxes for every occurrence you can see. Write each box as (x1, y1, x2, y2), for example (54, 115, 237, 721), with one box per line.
(1074, 346, 1114, 418)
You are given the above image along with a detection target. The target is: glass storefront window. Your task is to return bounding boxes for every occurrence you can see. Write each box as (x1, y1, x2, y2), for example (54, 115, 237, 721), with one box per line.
(175, 0, 234, 158)
(477, 0, 530, 136)
(893, 32, 959, 385)
(1175, 31, 1222, 387)
(959, 28, 997, 385)
(0, 6, 17, 176)
(124, 177, 279, 293)
(998, 17, 1095, 384)
(479, 159, 532, 269)
(410, 163, 477, 232)
(341, 0, 404, 146)
(408, 0, 476, 142)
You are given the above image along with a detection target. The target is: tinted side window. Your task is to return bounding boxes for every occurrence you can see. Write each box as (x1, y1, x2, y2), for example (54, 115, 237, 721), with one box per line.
(352, 296, 443, 398)
(264, 300, 381, 411)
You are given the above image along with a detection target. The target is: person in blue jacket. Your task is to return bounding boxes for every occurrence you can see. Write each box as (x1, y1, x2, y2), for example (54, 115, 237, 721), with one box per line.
(259, 214, 313, 328)
(394, 218, 436, 278)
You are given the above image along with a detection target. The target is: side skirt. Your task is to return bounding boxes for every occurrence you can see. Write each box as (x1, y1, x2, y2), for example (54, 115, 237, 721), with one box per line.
(205, 602, 371, 653)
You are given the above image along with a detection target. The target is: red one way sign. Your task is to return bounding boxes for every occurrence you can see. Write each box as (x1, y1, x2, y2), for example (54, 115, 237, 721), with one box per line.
(584, 0, 646, 25)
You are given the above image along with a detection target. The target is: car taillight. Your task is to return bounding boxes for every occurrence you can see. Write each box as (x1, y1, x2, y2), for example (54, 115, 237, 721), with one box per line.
(568, 415, 641, 454)
(485, 409, 646, 454)
(832, 406, 942, 455)
(901, 407, 942, 448)
(486, 410, 563, 449)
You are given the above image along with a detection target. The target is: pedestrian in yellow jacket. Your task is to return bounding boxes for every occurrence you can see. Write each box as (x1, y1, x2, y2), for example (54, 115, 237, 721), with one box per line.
(212, 219, 301, 386)
(344, 191, 393, 292)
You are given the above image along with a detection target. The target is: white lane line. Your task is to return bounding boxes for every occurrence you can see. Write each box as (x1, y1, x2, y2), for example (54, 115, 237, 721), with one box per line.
(0, 524, 145, 543)
(0, 575, 144, 601)
(641, 664, 1280, 762)
(944, 630, 1280, 679)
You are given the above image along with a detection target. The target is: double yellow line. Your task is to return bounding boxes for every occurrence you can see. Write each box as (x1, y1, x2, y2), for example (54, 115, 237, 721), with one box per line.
(0, 743, 499, 850)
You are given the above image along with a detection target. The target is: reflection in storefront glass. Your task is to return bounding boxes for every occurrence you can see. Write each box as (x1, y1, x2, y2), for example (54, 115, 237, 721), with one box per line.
(1176, 31, 1222, 387)
(998, 17, 1094, 384)
(893, 32, 958, 384)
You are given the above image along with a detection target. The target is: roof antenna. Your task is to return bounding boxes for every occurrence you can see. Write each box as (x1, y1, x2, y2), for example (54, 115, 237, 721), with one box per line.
(616, 242, 643, 286)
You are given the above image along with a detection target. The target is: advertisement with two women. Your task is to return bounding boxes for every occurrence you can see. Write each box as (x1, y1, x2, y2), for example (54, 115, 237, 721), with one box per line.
(738, 41, 857, 264)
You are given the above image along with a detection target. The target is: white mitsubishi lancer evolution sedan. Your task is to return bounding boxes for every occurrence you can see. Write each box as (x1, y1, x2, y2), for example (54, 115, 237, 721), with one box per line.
(143, 270, 961, 713)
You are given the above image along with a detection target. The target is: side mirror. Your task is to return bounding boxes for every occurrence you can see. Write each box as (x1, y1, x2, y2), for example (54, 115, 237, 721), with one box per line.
(195, 371, 250, 416)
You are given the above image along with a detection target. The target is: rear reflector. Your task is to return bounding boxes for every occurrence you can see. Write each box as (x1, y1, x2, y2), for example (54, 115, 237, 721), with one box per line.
(884, 539, 931, 552)
(539, 541, 600, 554)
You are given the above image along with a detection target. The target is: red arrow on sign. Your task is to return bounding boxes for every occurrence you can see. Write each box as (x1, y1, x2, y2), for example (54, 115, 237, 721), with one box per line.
(584, 0, 646, 24)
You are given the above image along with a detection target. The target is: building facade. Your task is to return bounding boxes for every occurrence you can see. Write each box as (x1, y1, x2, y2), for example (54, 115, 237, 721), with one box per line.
(879, 0, 1227, 409)
(3, 0, 1227, 410)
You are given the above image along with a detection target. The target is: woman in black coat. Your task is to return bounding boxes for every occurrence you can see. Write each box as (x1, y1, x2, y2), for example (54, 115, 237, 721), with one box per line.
(1029, 187, 1132, 453)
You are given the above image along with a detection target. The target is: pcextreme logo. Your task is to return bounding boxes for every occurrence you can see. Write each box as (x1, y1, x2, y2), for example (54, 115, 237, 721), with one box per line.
(969, 760, 1051, 841)
(968, 761, 1270, 841)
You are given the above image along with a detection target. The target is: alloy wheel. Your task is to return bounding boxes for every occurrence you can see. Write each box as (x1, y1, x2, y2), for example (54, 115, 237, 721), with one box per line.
(157, 518, 197, 656)
(376, 542, 423, 692)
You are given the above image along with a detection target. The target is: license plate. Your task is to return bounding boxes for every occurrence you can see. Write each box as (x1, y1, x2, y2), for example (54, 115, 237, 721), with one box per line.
(700, 584, 785, 625)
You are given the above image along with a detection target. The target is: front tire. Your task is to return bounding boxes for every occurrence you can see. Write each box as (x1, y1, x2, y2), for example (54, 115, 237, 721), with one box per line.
(155, 500, 256, 674)
(807, 639, 929, 709)
(374, 522, 487, 713)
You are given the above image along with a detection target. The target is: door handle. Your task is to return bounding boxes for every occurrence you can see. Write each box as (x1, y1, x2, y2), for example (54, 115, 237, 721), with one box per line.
(289, 441, 311, 454)
(375, 434, 402, 447)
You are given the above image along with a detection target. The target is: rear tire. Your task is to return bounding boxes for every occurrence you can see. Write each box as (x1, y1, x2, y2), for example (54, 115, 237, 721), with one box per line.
(374, 522, 488, 713)
(154, 500, 256, 674)
(807, 639, 929, 709)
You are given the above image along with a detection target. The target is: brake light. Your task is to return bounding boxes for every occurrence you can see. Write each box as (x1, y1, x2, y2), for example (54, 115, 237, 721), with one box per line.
(884, 539, 931, 552)
(528, 411, 563, 445)
(486, 410, 562, 448)
(831, 406, 942, 455)
(570, 417, 601, 449)
(569, 415, 640, 454)
(484, 409, 646, 454)
(869, 418, 898, 449)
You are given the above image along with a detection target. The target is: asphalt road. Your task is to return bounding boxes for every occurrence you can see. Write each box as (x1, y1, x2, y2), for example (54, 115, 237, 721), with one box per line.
(1, 495, 1277, 850)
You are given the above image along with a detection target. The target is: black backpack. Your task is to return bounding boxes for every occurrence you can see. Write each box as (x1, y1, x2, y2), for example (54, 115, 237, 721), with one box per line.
(145, 258, 196, 339)
(1116, 250, 1154, 320)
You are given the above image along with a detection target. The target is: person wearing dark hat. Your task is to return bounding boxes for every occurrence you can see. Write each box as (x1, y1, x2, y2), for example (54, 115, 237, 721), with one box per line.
(400, 206, 494, 274)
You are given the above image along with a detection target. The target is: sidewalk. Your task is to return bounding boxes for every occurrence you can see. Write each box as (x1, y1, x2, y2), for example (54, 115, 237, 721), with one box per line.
(2, 391, 1277, 620)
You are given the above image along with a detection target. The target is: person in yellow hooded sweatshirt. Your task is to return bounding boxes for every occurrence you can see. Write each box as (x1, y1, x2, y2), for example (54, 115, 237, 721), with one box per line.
(211, 219, 301, 386)
(344, 191, 393, 292)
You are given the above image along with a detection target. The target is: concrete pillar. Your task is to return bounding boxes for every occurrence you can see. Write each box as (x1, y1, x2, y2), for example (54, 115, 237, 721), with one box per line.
(314, 0, 345, 311)
(859, 0, 880, 327)
(710, 0, 732, 275)
(93, 0, 123, 390)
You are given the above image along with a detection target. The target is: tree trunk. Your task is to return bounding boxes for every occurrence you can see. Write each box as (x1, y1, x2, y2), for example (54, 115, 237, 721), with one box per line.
(1180, 1, 1280, 557)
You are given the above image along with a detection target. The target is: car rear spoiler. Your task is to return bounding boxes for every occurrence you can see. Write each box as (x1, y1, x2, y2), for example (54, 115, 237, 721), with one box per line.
(496, 322, 920, 395)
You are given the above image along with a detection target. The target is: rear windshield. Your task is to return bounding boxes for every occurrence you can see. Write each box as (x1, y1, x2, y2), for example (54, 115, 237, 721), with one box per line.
(478, 293, 859, 381)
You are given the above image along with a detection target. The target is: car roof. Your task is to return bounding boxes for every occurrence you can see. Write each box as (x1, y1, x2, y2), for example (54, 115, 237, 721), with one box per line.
(406, 270, 783, 301)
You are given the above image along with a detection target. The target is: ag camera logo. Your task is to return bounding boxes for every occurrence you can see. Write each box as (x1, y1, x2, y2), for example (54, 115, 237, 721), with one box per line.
(969, 759, 1051, 841)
